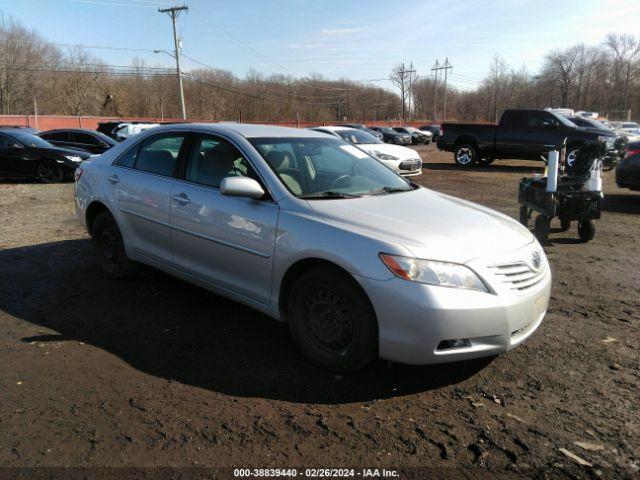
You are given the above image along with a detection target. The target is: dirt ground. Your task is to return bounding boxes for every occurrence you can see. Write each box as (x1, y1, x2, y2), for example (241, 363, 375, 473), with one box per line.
(0, 146, 638, 479)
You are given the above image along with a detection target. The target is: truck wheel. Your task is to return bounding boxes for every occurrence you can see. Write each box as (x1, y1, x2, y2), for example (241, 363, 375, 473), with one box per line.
(454, 144, 478, 166)
(560, 218, 571, 232)
(287, 266, 378, 373)
(534, 215, 550, 243)
(566, 147, 579, 168)
(476, 158, 495, 166)
(519, 206, 529, 227)
(578, 220, 595, 243)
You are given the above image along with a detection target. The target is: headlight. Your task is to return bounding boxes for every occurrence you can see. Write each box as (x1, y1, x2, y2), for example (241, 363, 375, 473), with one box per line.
(371, 151, 399, 161)
(380, 253, 488, 292)
(64, 155, 83, 163)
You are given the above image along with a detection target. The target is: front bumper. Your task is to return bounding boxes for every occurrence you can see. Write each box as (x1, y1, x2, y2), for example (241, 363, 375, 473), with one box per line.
(358, 244, 551, 365)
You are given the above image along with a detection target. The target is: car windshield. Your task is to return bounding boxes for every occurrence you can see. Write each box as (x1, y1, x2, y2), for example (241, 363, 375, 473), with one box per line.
(622, 122, 639, 129)
(379, 127, 396, 134)
(580, 118, 609, 130)
(335, 128, 383, 145)
(550, 112, 577, 128)
(7, 131, 53, 148)
(250, 136, 412, 199)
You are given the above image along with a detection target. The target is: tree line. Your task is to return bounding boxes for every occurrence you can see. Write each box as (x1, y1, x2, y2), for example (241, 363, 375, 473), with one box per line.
(411, 34, 640, 122)
(1, 15, 638, 123)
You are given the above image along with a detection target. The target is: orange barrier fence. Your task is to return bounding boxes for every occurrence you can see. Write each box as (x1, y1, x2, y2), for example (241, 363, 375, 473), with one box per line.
(0, 115, 439, 132)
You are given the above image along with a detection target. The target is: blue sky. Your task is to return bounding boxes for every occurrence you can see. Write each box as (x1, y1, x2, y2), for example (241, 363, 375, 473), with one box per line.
(3, 0, 640, 91)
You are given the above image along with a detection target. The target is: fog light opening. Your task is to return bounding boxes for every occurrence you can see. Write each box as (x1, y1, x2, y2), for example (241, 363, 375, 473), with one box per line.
(437, 339, 471, 351)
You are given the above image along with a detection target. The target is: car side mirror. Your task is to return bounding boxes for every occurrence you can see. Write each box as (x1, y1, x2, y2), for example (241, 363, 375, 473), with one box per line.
(542, 121, 557, 129)
(10, 143, 24, 149)
(220, 177, 265, 199)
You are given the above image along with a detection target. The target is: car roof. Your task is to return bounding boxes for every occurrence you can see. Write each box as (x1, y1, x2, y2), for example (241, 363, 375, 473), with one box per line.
(151, 122, 330, 139)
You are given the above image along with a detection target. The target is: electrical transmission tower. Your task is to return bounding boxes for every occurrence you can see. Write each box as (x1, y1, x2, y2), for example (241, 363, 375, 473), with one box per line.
(431, 58, 453, 121)
(159, 4, 189, 120)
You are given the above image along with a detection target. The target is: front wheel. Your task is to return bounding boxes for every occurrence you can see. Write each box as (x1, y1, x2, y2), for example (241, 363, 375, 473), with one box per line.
(534, 215, 550, 243)
(454, 144, 478, 167)
(519, 206, 529, 227)
(287, 266, 378, 373)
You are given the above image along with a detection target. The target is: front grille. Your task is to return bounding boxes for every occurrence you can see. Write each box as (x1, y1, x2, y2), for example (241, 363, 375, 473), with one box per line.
(399, 159, 422, 171)
(489, 261, 546, 293)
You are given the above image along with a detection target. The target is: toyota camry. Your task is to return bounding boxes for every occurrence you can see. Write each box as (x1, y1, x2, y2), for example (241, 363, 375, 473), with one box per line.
(74, 123, 551, 372)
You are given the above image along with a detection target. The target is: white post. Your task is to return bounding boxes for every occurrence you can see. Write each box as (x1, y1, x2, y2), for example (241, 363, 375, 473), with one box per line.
(547, 150, 559, 192)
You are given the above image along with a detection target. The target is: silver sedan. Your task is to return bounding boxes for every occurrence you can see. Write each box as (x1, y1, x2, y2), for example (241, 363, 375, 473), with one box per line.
(74, 123, 551, 372)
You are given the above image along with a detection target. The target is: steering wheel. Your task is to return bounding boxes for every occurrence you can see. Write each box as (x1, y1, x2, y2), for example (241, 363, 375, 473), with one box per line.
(330, 175, 352, 189)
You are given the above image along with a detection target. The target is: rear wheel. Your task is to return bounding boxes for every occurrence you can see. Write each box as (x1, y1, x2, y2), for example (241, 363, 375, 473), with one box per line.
(578, 220, 595, 243)
(287, 266, 378, 373)
(560, 217, 571, 232)
(454, 144, 478, 167)
(91, 212, 135, 278)
(35, 160, 64, 183)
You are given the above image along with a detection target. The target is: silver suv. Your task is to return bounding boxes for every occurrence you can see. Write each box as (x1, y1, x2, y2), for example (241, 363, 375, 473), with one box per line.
(74, 124, 551, 372)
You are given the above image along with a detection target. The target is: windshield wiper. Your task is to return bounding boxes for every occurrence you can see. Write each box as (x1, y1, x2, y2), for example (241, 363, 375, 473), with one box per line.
(298, 191, 361, 199)
(368, 186, 414, 195)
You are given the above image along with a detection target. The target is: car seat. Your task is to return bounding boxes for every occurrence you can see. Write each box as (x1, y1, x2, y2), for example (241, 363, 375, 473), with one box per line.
(265, 150, 302, 195)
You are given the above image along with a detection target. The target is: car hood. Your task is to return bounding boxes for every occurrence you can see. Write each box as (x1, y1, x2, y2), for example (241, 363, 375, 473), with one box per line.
(357, 143, 419, 161)
(576, 126, 615, 137)
(308, 187, 534, 264)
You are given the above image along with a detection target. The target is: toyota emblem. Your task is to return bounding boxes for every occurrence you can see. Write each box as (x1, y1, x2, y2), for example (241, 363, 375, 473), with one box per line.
(531, 251, 541, 269)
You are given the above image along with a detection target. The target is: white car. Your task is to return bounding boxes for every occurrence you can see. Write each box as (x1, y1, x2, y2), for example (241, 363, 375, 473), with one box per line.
(114, 123, 160, 141)
(309, 126, 422, 176)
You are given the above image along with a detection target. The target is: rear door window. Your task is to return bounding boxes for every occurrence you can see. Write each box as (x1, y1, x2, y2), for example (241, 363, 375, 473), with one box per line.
(72, 132, 101, 146)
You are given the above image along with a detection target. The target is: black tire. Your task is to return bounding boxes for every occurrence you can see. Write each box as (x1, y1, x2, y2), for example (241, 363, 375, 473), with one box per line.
(476, 157, 495, 166)
(578, 220, 595, 243)
(287, 266, 378, 373)
(453, 144, 478, 167)
(90, 211, 135, 278)
(534, 215, 550, 243)
(560, 218, 571, 232)
(519, 206, 529, 227)
(35, 160, 64, 183)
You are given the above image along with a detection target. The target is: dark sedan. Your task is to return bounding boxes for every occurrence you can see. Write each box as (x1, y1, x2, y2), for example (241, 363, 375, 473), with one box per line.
(0, 129, 91, 182)
(336, 123, 384, 140)
(616, 141, 640, 191)
(368, 126, 412, 145)
(38, 128, 118, 154)
(393, 126, 431, 144)
(418, 125, 441, 142)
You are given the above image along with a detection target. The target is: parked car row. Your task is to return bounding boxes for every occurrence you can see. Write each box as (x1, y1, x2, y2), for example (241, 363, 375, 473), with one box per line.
(308, 126, 422, 176)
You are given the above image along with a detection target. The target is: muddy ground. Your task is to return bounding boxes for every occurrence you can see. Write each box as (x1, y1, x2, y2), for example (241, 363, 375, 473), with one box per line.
(0, 146, 638, 479)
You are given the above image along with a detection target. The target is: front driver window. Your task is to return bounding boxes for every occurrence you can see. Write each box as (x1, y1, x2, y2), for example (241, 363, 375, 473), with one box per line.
(185, 135, 256, 188)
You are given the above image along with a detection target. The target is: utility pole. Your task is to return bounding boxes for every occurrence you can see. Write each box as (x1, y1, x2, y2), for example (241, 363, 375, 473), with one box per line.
(159, 4, 188, 120)
(442, 58, 452, 121)
(431, 60, 439, 121)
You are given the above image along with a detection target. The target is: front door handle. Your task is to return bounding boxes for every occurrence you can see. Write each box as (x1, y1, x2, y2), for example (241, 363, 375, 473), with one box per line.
(107, 174, 120, 184)
(172, 193, 191, 205)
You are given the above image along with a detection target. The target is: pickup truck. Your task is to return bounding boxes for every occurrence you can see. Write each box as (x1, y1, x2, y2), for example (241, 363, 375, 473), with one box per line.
(437, 109, 615, 167)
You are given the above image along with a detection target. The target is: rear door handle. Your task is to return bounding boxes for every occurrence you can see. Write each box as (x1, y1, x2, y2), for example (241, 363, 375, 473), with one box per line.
(107, 174, 120, 184)
(172, 193, 191, 205)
